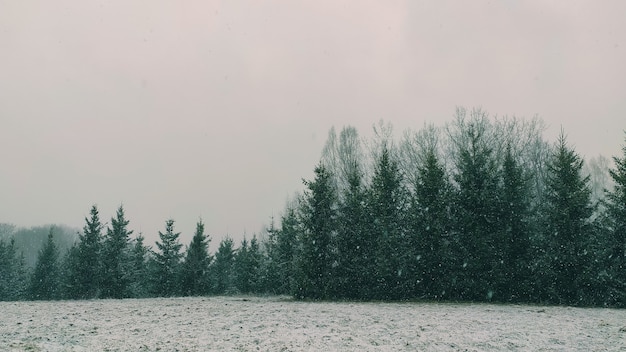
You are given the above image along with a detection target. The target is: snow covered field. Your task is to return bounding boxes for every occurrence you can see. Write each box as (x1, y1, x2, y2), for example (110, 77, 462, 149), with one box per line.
(1, 296, 625, 351)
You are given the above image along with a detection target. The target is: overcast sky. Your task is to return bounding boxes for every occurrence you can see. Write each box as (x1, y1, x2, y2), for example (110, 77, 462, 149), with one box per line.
(1, 1, 625, 248)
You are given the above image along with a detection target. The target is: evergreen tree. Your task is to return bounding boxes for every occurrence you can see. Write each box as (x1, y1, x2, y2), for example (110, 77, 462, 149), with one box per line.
(234, 235, 262, 294)
(29, 229, 60, 300)
(542, 133, 595, 305)
(70, 205, 104, 299)
(180, 220, 212, 296)
(101, 205, 133, 298)
(263, 211, 298, 294)
(408, 145, 452, 300)
(0, 240, 11, 300)
(367, 144, 408, 299)
(247, 236, 262, 293)
(234, 238, 251, 293)
(334, 160, 370, 299)
(260, 219, 280, 293)
(0, 238, 28, 301)
(61, 243, 81, 299)
(450, 117, 501, 300)
(211, 237, 235, 294)
(129, 235, 150, 298)
(499, 145, 532, 301)
(604, 132, 626, 305)
(153, 219, 183, 296)
(293, 163, 336, 299)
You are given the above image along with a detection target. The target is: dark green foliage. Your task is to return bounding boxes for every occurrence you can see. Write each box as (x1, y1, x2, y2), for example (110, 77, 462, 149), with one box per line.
(101, 206, 134, 298)
(541, 134, 595, 305)
(407, 146, 452, 300)
(180, 220, 212, 296)
(293, 164, 337, 299)
(29, 229, 60, 300)
(67, 205, 104, 299)
(129, 235, 150, 298)
(334, 161, 370, 299)
(367, 144, 409, 299)
(211, 237, 235, 294)
(0, 238, 29, 301)
(263, 213, 298, 295)
(604, 132, 626, 306)
(234, 236, 262, 294)
(61, 243, 81, 299)
(152, 219, 183, 296)
(451, 119, 502, 300)
(497, 145, 533, 301)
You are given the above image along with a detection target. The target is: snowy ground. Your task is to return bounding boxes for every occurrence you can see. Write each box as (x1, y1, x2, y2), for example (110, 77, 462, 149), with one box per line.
(1, 296, 625, 351)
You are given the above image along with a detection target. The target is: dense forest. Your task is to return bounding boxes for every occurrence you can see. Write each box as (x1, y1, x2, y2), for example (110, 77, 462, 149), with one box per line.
(1, 109, 625, 307)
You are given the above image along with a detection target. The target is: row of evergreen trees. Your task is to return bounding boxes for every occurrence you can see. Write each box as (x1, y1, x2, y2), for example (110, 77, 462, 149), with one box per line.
(0, 206, 270, 301)
(1, 110, 625, 306)
(266, 110, 626, 306)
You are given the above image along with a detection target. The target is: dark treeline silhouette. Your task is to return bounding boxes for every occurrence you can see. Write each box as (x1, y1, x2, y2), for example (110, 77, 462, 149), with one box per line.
(270, 108, 626, 306)
(0, 205, 267, 301)
(1, 108, 625, 306)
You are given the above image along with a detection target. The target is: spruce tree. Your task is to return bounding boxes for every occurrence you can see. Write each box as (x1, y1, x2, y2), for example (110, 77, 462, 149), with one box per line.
(605, 132, 626, 305)
(0, 238, 28, 301)
(408, 145, 452, 300)
(367, 144, 408, 299)
(542, 133, 595, 305)
(451, 118, 501, 300)
(129, 235, 150, 298)
(61, 243, 81, 299)
(293, 163, 336, 299)
(334, 161, 369, 299)
(0, 240, 10, 300)
(153, 219, 183, 296)
(264, 210, 298, 294)
(73, 205, 103, 299)
(180, 220, 211, 296)
(101, 205, 133, 298)
(260, 219, 280, 293)
(211, 237, 235, 294)
(29, 229, 60, 300)
(234, 238, 251, 293)
(499, 145, 532, 301)
(247, 236, 262, 293)
(234, 235, 262, 294)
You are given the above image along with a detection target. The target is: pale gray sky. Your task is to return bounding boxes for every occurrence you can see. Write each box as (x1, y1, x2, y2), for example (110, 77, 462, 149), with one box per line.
(1, 1, 625, 247)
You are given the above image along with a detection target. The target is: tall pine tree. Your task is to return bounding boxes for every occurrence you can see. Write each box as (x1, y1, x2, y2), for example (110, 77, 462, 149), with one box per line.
(129, 235, 150, 298)
(180, 220, 211, 296)
(153, 219, 183, 297)
(604, 132, 626, 305)
(101, 205, 133, 298)
(542, 133, 595, 305)
(29, 229, 60, 300)
(234, 237, 262, 294)
(72, 205, 103, 299)
(367, 144, 408, 299)
(0, 238, 28, 301)
(293, 163, 336, 299)
(408, 145, 452, 300)
(334, 158, 369, 299)
(450, 116, 501, 300)
(499, 145, 532, 302)
(264, 210, 298, 295)
(211, 237, 235, 294)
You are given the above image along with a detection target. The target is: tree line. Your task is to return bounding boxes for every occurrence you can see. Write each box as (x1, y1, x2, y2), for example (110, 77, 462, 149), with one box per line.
(269, 109, 626, 306)
(1, 108, 625, 306)
(0, 205, 269, 300)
